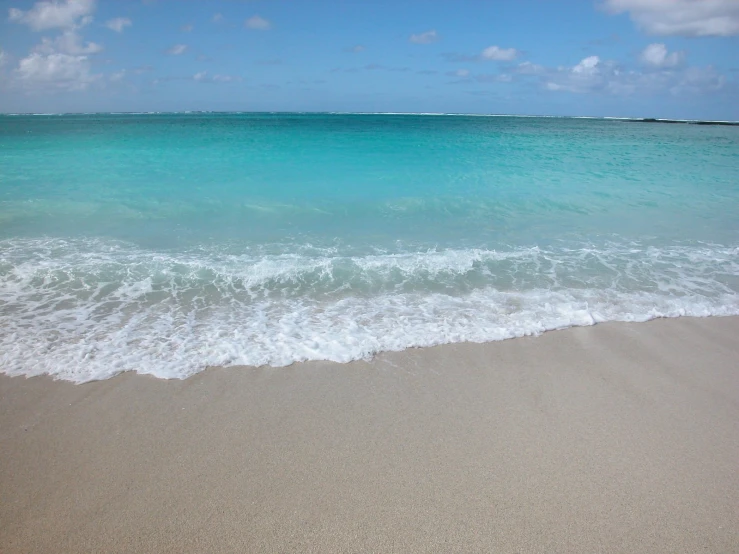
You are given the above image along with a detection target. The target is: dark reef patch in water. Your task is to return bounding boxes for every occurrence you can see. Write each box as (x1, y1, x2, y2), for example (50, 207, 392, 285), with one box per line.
(634, 118, 738, 126)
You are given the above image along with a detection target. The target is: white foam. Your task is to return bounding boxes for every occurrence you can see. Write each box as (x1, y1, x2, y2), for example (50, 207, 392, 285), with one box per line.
(1, 238, 737, 383)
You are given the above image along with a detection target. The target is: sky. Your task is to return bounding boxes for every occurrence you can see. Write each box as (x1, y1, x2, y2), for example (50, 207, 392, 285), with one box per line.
(0, 0, 738, 119)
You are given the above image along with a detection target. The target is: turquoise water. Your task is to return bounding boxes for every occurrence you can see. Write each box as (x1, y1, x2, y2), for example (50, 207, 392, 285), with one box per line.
(1, 113, 738, 382)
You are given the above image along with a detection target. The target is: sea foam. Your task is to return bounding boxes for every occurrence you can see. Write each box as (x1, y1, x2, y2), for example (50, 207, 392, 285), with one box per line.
(1, 237, 737, 382)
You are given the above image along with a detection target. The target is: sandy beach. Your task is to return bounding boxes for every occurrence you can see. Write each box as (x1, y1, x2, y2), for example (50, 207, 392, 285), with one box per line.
(1, 316, 738, 553)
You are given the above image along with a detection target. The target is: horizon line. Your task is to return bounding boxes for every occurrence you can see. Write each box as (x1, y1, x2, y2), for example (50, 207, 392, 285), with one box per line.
(1, 111, 737, 124)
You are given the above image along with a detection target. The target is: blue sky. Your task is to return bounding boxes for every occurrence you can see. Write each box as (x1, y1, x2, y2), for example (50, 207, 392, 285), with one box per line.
(0, 0, 737, 118)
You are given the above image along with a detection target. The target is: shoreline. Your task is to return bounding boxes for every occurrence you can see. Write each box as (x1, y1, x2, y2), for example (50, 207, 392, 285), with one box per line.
(2, 315, 738, 552)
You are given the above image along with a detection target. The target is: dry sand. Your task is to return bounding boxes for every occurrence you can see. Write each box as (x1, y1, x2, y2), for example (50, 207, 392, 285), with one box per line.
(1, 316, 738, 553)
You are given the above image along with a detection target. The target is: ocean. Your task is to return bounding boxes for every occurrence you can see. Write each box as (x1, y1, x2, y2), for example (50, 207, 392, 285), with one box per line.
(1, 113, 737, 382)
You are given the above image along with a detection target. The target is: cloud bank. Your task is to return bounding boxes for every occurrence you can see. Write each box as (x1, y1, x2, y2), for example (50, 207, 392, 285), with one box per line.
(480, 46, 519, 61)
(603, 0, 739, 36)
(639, 43, 685, 67)
(9, 0, 95, 31)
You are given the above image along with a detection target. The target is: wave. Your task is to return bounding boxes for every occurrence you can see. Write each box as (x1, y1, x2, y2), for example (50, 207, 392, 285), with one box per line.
(1, 237, 737, 382)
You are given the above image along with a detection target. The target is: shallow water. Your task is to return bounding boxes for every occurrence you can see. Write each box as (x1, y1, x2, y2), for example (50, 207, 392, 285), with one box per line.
(1, 113, 737, 381)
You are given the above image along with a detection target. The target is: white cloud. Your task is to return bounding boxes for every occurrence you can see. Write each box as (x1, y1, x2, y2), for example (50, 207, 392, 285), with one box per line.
(14, 51, 100, 91)
(212, 13, 224, 23)
(166, 44, 187, 55)
(34, 30, 102, 55)
(181, 24, 193, 32)
(8, 0, 95, 31)
(639, 43, 685, 67)
(193, 71, 241, 83)
(7, 2, 105, 93)
(450, 68, 469, 77)
(543, 55, 622, 93)
(480, 45, 519, 61)
(516, 61, 546, 75)
(603, 0, 739, 36)
(105, 17, 131, 33)
(345, 45, 366, 53)
(573, 55, 601, 74)
(245, 15, 271, 30)
(0, 48, 6, 67)
(409, 30, 438, 44)
(520, 54, 726, 96)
